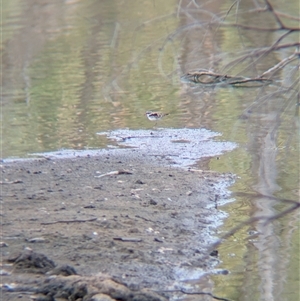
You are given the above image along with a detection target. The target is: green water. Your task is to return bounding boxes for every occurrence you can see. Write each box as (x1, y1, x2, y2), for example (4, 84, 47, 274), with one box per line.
(2, 1, 299, 300)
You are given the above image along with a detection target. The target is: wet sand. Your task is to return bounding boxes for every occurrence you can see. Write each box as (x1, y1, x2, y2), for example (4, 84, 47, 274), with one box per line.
(1, 148, 235, 300)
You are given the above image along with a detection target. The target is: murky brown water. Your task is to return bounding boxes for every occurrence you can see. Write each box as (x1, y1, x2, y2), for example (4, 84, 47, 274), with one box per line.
(2, 0, 299, 300)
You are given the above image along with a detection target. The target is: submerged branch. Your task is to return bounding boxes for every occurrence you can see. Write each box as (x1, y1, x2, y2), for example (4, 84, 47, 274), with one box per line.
(181, 70, 272, 87)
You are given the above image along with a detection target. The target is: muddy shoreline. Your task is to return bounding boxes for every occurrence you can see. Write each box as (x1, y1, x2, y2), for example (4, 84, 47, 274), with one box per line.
(1, 144, 235, 300)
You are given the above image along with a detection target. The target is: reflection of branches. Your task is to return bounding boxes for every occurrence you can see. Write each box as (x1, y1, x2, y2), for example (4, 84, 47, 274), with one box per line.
(183, 0, 300, 31)
(235, 29, 297, 76)
(175, 3, 299, 300)
(207, 194, 300, 255)
(216, 22, 299, 32)
(264, 0, 285, 29)
(240, 78, 299, 120)
(223, 42, 300, 71)
(159, 1, 300, 87)
(104, 0, 299, 106)
(158, 288, 233, 301)
(261, 51, 299, 77)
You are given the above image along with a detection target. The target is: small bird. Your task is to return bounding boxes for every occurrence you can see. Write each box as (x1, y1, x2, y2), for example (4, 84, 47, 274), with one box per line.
(145, 111, 169, 126)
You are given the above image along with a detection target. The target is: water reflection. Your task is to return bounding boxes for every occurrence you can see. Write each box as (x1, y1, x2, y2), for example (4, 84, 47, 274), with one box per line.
(2, 0, 299, 300)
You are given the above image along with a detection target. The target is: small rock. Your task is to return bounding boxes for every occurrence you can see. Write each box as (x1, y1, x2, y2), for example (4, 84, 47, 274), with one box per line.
(91, 293, 115, 301)
(209, 250, 218, 257)
(83, 204, 96, 209)
(0, 269, 11, 275)
(47, 264, 77, 276)
(10, 249, 55, 273)
(217, 269, 229, 275)
(27, 237, 46, 243)
(149, 199, 157, 205)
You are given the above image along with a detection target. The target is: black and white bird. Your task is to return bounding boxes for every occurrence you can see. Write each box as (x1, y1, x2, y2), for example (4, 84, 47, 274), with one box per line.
(145, 111, 169, 126)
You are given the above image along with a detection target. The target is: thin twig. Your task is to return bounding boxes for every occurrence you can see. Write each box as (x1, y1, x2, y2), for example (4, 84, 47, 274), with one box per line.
(41, 218, 97, 225)
(95, 169, 133, 178)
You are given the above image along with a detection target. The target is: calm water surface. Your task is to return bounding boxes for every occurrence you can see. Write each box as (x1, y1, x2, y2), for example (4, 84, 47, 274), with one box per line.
(2, 1, 299, 300)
